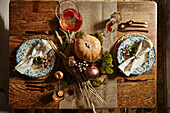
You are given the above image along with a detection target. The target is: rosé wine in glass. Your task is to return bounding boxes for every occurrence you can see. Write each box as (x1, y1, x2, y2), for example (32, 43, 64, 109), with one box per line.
(59, 8, 82, 32)
(56, 0, 82, 32)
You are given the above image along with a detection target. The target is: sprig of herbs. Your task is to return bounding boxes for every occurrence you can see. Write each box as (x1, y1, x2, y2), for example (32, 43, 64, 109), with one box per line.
(75, 30, 84, 38)
(92, 77, 105, 87)
(95, 32, 103, 45)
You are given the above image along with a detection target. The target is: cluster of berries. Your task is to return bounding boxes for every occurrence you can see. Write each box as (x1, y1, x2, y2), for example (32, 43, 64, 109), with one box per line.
(122, 44, 132, 56)
(74, 60, 89, 72)
(34, 55, 51, 68)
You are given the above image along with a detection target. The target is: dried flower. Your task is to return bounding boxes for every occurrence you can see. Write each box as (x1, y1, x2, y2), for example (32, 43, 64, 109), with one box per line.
(122, 44, 132, 56)
(74, 59, 94, 73)
(52, 31, 107, 112)
(34, 55, 51, 68)
(68, 56, 76, 67)
(42, 64, 45, 68)
(122, 44, 138, 57)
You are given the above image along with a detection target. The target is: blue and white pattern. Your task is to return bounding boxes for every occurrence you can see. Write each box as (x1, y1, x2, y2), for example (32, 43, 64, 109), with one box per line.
(16, 38, 56, 78)
(117, 35, 156, 75)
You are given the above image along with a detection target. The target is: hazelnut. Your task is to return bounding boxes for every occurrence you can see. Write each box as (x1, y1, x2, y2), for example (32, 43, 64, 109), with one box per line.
(54, 71, 64, 80)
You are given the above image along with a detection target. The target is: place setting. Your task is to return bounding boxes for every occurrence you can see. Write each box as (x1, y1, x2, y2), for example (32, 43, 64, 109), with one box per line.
(9, 0, 157, 111)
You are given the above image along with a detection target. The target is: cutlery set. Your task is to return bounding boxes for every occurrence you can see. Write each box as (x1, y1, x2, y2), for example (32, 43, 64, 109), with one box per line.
(118, 20, 148, 33)
(25, 80, 55, 92)
(118, 77, 148, 83)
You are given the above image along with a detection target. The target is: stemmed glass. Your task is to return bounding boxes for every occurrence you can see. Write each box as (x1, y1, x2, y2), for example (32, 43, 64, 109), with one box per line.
(52, 88, 76, 102)
(55, 0, 82, 32)
(64, 88, 76, 101)
(52, 89, 65, 102)
(102, 12, 122, 37)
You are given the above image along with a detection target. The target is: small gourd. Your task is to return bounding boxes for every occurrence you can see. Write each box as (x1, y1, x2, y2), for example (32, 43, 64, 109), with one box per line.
(74, 34, 101, 62)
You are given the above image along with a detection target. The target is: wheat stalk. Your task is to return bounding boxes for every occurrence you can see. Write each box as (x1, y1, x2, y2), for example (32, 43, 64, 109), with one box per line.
(47, 39, 106, 113)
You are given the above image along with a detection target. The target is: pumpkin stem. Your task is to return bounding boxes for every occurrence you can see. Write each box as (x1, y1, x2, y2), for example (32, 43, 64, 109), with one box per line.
(85, 42, 91, 48)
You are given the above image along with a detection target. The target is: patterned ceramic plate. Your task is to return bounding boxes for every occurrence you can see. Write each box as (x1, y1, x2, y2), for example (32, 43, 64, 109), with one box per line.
(16, 38, 56, 78)
(117, 34, 156, 75)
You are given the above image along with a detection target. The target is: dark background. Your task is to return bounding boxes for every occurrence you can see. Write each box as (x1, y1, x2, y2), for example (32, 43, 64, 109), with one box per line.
(0, 0, 170, 113)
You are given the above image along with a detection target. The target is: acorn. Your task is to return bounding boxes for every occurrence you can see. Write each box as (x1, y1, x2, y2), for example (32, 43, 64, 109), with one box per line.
(68, 56, 76, 67)
(54, 71, 64, 80)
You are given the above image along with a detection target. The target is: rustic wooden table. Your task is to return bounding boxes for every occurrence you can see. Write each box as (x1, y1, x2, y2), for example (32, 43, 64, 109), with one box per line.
(9, 1, 157, 109)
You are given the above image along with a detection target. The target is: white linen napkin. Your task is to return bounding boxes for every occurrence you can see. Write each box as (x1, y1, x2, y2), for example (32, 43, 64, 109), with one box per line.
(15, 39, 52, 74)
(118, 39, 153, 76)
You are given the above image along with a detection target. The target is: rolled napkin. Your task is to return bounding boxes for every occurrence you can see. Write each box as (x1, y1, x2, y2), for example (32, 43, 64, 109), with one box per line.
(15, 39, 52, 74)
(118, 39, 153, 76)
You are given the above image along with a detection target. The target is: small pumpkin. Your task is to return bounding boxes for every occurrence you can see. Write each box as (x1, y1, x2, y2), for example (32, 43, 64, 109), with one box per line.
(74, 34, 101, 62)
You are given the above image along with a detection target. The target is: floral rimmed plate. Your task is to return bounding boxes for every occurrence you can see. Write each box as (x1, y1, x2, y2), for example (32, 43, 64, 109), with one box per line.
(117, 34, 156, 75)
(16, 38, 56, 78)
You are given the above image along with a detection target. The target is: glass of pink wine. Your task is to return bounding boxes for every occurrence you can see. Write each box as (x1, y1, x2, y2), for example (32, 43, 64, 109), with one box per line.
(55, 0, 82, 32)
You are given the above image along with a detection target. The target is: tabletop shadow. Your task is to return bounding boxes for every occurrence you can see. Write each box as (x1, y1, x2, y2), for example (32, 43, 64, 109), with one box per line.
(39, 92, 54, 105)
(0, 15, 9, 111)
(94, 19, 109, 31)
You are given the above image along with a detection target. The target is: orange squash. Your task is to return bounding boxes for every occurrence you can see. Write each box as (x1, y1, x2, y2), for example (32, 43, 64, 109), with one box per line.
(74, 34, 101, 62)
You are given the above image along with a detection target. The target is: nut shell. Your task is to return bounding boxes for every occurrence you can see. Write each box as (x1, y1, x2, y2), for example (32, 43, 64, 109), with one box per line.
(54, 71, 64, 80)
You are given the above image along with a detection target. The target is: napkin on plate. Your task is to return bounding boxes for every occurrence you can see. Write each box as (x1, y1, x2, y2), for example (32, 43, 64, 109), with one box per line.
(15, 39, 52, 74)
(118, 39, 153, 76)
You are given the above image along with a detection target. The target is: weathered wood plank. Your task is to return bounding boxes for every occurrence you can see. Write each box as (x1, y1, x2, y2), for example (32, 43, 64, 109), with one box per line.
(9, 1, 59, 36)
(116, 2, 157, 108)
(9, 35, 60, 109)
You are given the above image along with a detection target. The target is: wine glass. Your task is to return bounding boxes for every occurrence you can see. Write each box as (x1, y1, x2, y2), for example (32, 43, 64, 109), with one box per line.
(102, 12, 122, 37)
(64, 88, 76, 101)
(52, 89, 64, 102)
(55, 0, 82, 32)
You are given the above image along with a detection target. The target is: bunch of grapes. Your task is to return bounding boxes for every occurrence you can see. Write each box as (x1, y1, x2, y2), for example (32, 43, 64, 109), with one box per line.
(74, 60, 89, 72)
